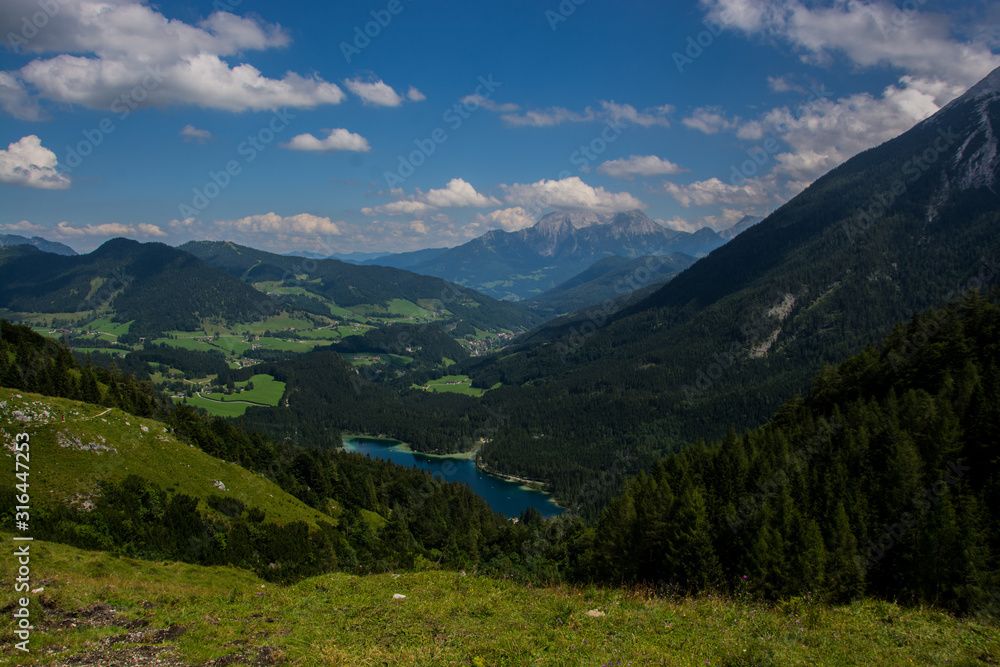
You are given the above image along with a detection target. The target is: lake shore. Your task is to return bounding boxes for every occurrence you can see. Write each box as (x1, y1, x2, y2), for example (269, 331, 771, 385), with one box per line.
(342, 435, 565, 514)
(341, 434, 478, 460)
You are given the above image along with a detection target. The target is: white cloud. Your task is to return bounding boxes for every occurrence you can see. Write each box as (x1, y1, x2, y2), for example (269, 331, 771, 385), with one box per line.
(137, 223, 167, 237)
(472, 207, 537, 232)
(0, 220, 46, 233)
(736, 121, 764, 140)
(702, 0, 1000, 100)
(54, 221, 165, 237)
(283, 129, 371, 153)
(420, 178, 499, 208)
(600, 101, 673, 128)
(501, 177, 645, 213)
(767, 75, 798, 93)
(362, 179, 498, 216)
(344, 78, 404, 107)
(460, 95, 520, 113)
(1, 0, 347, 114)
(764, 78, 943, 182)
(495, 100, 672, 128)
(361, 200, 436, 217)
(0, 135, 70, 190)
(180, 125, 213, 144)
(682, 107, 739, 135)
(660, 208, 751, 233)
(502, 106, 595, 127)
(215, 212, 342, 236)
(597, 155, 687, 180)
(660, 177, 776, 208)
(0, 72, 44, 121)
(406, 86, 426, 102)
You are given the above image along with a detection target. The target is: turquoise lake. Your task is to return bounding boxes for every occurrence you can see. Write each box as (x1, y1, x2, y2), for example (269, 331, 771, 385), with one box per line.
(342, 436, 564, 519)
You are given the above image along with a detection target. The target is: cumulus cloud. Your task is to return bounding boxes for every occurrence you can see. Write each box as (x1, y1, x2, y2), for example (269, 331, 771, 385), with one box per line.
(0, 135, 70, 189)
(660, 177, 776, 208)
(597, 155, 687, 180)
(472, 207, 537, 232)
(420, 178, 500, 208)
(0, 220, 46, 233)
(214, 212, 342, 235)
(0, 0, 347, 114)
(764, 78, 943, 182)
(362, 178, 498, 216)
(682, 107, 739, 135)
(0, 72, 44, 121)
(344, 78, 405, 107)
(501, 177, 645, 213)
(180, 125, 213, 144)
(406, 86, 426, 102)
(54, 221, 165, 237)
(283, 128, 371, 153)
(702, 0, 1000, 99)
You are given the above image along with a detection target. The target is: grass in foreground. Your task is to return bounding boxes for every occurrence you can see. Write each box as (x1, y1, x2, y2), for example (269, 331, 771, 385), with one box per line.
(1, 535, 997, 666)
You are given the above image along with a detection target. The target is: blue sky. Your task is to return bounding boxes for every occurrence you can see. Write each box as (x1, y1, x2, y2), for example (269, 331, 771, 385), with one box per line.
(1, 0, 998, 254)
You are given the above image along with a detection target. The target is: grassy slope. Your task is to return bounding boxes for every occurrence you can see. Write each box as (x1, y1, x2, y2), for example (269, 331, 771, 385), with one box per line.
(1, 535, 997, 666)
(0, 389, 330, 527)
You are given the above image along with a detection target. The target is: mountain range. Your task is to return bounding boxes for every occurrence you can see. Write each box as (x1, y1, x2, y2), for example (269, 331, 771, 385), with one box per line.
(0, 233, 77, 256)
(366, 209, 730, 301)
(454, 64, 1000, 506)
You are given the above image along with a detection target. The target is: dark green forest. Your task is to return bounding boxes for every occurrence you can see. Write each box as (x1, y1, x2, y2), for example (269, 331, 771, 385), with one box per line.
(578, 292, 999, 612)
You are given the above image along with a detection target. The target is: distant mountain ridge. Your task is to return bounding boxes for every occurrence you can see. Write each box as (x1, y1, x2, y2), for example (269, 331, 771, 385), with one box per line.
(0, 234, 76, 256)
(181, 240, 542, 335)
(524, 252, 698, 318)
(718, 215, 765, 240)
(0, 238, 267, 337)
(389, 209, 727, 300)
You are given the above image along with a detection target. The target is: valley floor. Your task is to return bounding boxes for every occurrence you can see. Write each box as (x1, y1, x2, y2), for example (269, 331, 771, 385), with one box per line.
(2, 535, 997, 666)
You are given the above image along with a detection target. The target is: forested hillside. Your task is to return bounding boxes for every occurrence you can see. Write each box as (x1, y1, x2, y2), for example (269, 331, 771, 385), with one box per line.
(579, 292, 999, 612)
(181, 240, 542, 334)
(0, 239, 267, 337)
